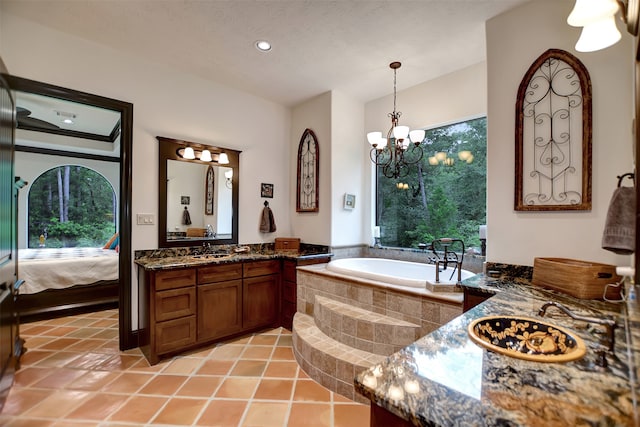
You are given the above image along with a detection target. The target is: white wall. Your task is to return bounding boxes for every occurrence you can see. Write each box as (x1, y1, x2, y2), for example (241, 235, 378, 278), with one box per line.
(15, 151, 120, 249)
(330, 90, 365, 247)
(290, 92, 332, 245)
(364, 62, 488, 242)
(487, 0, 634, 267)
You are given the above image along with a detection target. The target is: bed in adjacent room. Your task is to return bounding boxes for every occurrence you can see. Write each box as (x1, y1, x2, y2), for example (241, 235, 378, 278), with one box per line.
(17, 246, 120, 320)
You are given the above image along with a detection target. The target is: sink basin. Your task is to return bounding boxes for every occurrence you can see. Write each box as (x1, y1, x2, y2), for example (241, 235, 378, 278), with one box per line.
(467, 316, 586, 362)
(190, 253, 232, 260)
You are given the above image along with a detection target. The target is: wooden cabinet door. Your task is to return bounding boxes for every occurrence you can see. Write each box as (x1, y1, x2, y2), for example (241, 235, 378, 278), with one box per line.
(197, 280, 242, 342)
(243, 274, 279, 330)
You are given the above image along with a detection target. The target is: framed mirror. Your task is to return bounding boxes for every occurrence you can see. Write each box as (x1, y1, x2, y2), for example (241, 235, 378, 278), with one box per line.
(158, 136, 240, 247)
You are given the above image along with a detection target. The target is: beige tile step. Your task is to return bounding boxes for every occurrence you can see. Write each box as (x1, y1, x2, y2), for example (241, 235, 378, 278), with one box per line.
(292, 312, 384, 403)
(313, 295, 421, 355)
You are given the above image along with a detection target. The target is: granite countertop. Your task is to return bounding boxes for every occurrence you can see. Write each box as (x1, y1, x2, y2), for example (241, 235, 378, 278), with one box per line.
(134, 243, 332, 271)
(354, 272, 639, 426)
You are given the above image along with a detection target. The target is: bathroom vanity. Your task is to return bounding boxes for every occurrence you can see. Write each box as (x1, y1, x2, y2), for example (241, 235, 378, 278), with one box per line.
(355, 267, 639, 426)
(135, 245, 330, 364)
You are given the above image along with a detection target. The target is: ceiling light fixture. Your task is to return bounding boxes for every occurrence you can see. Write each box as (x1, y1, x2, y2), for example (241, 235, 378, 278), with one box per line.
(56, 110, 76, 124)
(367, 62, 425, 179)
(255, 40, 272, 52)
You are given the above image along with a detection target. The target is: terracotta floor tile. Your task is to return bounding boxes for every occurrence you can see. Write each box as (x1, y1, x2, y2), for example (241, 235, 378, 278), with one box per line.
(31, 368, 86, 389)
(210, 344, 245, 359)
(2, 388, 53, 415)
(287, 402, 332, 427)
(24, 390, 91, 418)
(254, 378, 294, 400)
(196, 400, 247, 426)
(3, 309, 366, 426)
(101, 372, 154, 393)
(163, 356, 203, 374)
(272, 347, 295, 360)
(215, 378, 259, 399)
(241, 345, 274, 359)
(230, 360, 267, 377)
(108, 395, 168, 423)
(177, 375, 223, 397)
(293, 380, 332, 402)
(197, 359, 234, 375)
(66, 370, 119, 391)
(250, 335, 278, 346)
(66, 393, 129, 420)
(13, 366, 53, 387)
(333, 403, 371, 427)
(140, 374, 188, 395)
(242, 401, 289, 427)
(151, 397, 207, 425)
(264, 361, 299, 378)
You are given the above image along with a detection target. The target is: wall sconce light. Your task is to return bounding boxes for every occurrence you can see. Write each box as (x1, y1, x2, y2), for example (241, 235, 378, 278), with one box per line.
(567, 0, 623, 52)
(224, 169, 233, 188)
(177, 146, 230, 164)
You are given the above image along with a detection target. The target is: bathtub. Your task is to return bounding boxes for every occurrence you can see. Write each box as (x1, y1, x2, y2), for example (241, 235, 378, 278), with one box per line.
(326, 257, 475, 291)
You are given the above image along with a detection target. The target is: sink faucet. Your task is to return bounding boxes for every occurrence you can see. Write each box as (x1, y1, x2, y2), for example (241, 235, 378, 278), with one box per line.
(538, 301, 617, 353)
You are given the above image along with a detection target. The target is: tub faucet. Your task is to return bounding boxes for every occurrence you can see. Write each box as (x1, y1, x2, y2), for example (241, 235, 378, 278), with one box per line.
(538, 301, 617, 353)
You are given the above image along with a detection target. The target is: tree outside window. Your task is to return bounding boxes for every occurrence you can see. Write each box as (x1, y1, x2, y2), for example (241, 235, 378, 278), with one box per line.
(376, 117, 487, 251)
(28, 165, 117, 248)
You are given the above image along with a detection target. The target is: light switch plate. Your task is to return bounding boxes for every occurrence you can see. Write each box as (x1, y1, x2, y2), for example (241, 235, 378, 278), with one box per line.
(137, 213, 154, 225)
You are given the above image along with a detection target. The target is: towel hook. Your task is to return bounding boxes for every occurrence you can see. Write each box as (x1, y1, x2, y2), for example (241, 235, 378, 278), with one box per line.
(617, 173, 635, 187)
(264, 201, 269, 207)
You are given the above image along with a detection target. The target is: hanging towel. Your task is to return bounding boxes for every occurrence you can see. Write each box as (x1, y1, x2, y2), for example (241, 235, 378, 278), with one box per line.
(259, 206, 277, 233)
(601, 186, 636, 255)
(182, 206, 192, 225)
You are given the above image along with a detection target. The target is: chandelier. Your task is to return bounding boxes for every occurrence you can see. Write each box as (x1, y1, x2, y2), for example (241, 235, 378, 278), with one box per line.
(367, 61, 425, 179)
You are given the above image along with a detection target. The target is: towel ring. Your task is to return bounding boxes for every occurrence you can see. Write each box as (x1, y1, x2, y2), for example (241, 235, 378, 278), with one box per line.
(617, 173, 635, 187)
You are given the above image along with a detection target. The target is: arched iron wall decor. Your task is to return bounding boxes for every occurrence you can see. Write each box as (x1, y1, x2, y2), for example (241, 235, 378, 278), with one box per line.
(296, 128, 319, 212)
(515, 49, 592, 211)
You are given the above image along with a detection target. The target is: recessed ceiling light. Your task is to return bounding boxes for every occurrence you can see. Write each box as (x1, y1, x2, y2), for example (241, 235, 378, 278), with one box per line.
(255, 40, 272, 52)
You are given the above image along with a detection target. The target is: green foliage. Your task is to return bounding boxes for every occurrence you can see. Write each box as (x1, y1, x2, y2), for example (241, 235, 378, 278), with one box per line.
(28, 166, 116, 248)
(377, 117, 487, 251)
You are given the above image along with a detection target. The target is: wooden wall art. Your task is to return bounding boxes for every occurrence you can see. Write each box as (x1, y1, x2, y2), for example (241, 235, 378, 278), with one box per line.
(296, 128, 319, 212)
(515, 49, 592, 211)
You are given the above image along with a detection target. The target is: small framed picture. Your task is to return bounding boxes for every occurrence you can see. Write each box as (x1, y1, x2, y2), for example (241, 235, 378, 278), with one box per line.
(181, 196, 190, 205)
(344, 193, 356, 210)
(261, 183, 274, 198)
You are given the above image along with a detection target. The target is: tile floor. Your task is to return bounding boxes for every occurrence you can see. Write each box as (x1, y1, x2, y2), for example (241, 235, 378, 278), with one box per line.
(0, 309, 370, 426)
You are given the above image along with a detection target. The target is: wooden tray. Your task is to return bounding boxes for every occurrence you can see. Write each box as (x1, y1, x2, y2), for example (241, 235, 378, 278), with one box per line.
(531, 257, 622, 300)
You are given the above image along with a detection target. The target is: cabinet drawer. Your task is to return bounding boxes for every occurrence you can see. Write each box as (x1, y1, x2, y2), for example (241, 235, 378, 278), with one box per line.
(283, 280, 296, 303)
(282, 261, 297, 282)
(243, 260, 280, 278)
(155, 287, 196, 322)
(198, 263, 243, 284)
(155, 315, 196, 354)
(155, 268, 196, 291)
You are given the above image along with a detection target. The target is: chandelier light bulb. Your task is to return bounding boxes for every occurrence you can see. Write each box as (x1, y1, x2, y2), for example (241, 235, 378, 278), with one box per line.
(376, 137, 387, 150)
(367, 131, 382, 146)
(409, 129, 425, 143)
(393, 125, 410, 140)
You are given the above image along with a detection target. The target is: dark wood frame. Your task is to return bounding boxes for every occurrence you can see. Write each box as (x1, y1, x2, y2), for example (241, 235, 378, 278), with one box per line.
(296, 128, 319, 212)
(515, 49, 592, 211)
(157, 136, 240, 248)
(3, 76, 135, 350)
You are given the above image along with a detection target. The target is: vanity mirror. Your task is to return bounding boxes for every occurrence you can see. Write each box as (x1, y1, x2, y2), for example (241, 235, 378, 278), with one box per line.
(158, 136, 240, 247)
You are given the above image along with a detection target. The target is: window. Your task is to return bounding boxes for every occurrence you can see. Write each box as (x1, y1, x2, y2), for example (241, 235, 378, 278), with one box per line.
(376, 117, 487, 250)
(27, 165, 117, 248)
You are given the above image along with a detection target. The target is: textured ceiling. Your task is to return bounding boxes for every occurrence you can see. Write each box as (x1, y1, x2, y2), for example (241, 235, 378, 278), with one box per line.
(3, 0, 533, 107)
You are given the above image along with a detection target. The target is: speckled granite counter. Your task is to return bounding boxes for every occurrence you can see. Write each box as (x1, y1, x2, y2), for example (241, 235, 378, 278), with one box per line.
(134, 243, 332, 270)
(354, 264, 639, 426)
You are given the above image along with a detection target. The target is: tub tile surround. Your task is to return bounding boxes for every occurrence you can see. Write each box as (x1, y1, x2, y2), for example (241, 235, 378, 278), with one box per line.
(292, 264, 464, 402)
(355, 270, 639, 426)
